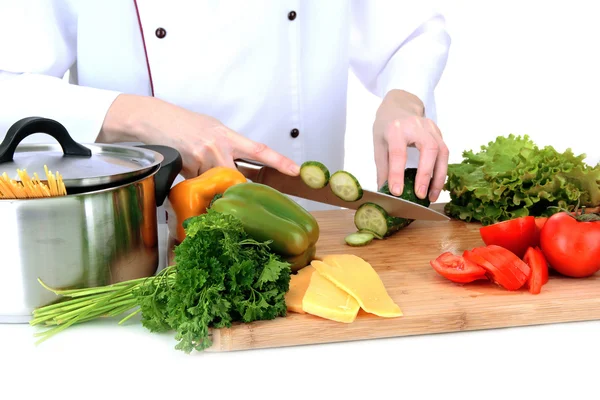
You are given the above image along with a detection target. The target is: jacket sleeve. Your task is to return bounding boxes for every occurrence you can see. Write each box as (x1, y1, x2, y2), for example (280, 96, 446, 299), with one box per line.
(0, 1, 121, 144)
(349, 1, 451, 122)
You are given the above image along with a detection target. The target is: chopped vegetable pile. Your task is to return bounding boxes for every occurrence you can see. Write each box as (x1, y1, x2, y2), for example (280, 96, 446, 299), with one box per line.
(431, 207, 600, 293)
(444, 134, 600, 225)
(431, 243, 547, 294)
(31, 208, 291, 353)
(299, 162, 429, 247)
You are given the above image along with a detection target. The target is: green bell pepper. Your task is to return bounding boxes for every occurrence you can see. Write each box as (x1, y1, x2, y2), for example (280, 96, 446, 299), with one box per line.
(210, 182, 319, 271)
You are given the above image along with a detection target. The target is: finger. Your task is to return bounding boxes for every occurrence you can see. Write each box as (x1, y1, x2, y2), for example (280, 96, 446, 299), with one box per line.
(212, 150, 238, 171)
(426, 120, 449, 202)
(428, 144, 448, 202)
(180, 166, 197, 180)
(373, 139, 388, 189)
(233, 135, 300, 176)
(190, 141, 237, 176)
(386, 120, 408, 196)
(181, 153, 206, 179)
(413, 129, 440, 200)
(426, 118, 444, 141)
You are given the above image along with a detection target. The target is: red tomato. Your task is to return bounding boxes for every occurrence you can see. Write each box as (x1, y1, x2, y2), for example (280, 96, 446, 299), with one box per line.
(430, 252, 488, 283)
(469, 245, 530, 290)
(479, 216, 537, 258)
(523, 246, 549, 294)
(540, 212, 600, 278)
(534, 217, 548, 231)
(462, 247, 522, 291)
(476, 244, 531, 281)
(532, 217, 548, 247)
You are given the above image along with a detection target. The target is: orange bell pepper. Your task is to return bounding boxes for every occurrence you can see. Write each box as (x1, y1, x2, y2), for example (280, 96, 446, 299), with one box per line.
(168, 166, 247, 242)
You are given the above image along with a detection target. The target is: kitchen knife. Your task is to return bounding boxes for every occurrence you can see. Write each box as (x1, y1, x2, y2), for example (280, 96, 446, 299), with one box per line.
(234, 159, 450, 221)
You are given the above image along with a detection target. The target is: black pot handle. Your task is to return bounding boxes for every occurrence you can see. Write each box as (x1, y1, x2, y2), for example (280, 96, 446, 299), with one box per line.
(0, 117, 92, 163)
(135, 144, 182, 207)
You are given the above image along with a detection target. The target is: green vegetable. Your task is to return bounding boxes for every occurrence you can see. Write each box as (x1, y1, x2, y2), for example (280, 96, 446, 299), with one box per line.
(345, 231, 374, 246)
(358, 229, 384, 240)
(300, 161, 330, 189)
(330, 170, 363, 201)
(379, 168, 431, 209)
(283, 245, 316, 271)
(355, 168, 429, 237)
(354, 202, 413, 238)
(30, 209, 291, 354)
(444, 134, 600, 225)
(210, 182, 319, 272)
(208, 192, 223, 208)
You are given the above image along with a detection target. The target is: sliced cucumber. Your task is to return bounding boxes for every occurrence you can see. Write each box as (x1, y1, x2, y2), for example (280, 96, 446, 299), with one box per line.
(354, 202, 413, 238)
(354, 203, 389, 237)
(358, 229, 384, 240)
(344, 231, 374, 247)
(329, 170, 363, 201)
(300, 161, 330, 189)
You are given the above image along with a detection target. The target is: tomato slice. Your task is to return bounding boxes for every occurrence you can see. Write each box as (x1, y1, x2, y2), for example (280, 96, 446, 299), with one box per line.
(523, 246, 549, 294)
(430, 252, 488, 283)
(464, 246, 529, 290)
(479, 216, 537, 258)
(477, 244, 531, 282)
(462, 249, 516, 290)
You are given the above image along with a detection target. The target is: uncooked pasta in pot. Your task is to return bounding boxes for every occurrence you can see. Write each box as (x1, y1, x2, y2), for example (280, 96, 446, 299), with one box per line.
(0, 165, 66, 199)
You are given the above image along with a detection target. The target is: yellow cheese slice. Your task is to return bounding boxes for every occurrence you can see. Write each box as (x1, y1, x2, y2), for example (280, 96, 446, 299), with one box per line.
(284, 266, 316, 314)
(312, 255, 403, 318)
(301, 270, 360, 323)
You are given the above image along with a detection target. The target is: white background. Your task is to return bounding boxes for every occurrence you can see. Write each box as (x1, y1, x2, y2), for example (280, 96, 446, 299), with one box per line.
(3, 2, 600, 400)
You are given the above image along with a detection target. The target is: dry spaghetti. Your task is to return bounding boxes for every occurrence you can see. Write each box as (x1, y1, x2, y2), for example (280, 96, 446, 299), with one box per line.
(0, 165, 66, 199)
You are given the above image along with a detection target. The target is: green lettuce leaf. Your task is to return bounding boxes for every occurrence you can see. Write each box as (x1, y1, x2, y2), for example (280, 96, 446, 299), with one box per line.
(444, 134, 600, 225)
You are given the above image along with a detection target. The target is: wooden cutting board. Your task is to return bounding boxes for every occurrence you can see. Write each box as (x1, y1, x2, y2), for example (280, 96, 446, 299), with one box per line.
(167, 204, 600, 352)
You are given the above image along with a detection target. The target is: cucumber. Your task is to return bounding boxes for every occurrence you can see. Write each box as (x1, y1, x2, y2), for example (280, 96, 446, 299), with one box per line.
(354, 168, 430, 237)
(300, 161, 330, 189)
(329, 170, 363, 201)
(344, 231, 374, 247)
(354, 202, 411, 238)
(358, 229, 384, 240)
(379, 168, 431, 208)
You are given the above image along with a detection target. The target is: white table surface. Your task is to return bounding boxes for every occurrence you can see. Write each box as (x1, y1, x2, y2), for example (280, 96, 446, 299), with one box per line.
(2, 225, 599, 400)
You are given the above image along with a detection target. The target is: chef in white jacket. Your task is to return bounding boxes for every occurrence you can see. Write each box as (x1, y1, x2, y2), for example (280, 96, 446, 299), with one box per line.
(0, 1, 451, 211)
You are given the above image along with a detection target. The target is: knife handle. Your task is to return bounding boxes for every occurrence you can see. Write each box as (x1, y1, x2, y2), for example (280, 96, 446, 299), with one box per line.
(234, 158, 264, 182)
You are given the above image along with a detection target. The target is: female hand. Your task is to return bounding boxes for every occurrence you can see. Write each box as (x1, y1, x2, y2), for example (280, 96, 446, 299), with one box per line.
(100, 94, 300, 179)
(372, 89, 449, 202)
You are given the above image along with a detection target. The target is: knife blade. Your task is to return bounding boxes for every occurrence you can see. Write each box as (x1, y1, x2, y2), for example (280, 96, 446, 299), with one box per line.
(234, 159, 450, 221)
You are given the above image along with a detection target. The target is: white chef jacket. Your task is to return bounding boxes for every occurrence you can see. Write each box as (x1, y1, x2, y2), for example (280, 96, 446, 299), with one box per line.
(0, 0, 450, 211)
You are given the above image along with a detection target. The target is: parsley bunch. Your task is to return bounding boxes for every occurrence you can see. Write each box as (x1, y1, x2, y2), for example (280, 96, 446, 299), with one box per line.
(136, 209, 291, 352)
(31, 209, 291, 353)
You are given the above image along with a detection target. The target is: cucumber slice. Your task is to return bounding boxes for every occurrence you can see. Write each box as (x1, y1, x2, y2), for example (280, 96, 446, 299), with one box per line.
(329, 170, 363, 201)
(354, 202, 414, 238)
(354, 203, 389, 237)
(358, 229, 384, 240)
(344, 231, 374, 247)
(300, 161, 330, 189)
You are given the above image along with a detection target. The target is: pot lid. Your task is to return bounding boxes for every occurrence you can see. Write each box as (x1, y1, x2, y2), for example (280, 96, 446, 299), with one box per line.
(0, 117, 163, 188)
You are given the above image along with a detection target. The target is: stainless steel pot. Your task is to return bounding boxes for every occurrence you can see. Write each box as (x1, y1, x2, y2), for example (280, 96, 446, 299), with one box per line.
(0, 117, 182, 323)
